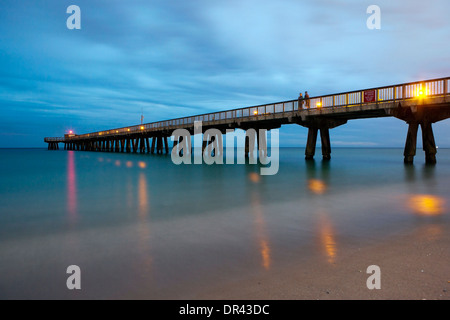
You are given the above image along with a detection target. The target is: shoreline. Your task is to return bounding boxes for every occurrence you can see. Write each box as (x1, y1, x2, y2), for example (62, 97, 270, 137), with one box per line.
(195, 224, 450, 300)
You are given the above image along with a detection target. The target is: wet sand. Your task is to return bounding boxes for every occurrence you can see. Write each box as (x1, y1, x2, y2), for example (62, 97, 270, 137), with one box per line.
(196, 224, 450, 300)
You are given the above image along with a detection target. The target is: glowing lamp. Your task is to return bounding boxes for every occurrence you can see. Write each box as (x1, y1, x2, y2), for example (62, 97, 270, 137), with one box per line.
(69, 130, 73, 134)
(416, 88, 427, 98)
(316, 102, 322, 108)
(253, 110, 258, 115)
(140, 126, 144, 130)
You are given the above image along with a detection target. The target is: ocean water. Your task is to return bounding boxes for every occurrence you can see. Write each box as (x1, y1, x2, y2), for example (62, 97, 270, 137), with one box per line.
(0, 148, 449, 299)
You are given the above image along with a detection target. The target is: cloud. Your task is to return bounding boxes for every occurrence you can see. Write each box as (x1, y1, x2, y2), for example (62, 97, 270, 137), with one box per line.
(0, 0, 449, 147)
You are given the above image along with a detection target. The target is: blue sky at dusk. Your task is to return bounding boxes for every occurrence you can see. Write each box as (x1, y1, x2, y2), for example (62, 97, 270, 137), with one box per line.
(1, 0, 449, 148)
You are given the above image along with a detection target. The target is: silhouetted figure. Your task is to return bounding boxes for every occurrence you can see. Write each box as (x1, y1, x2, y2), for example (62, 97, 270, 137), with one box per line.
(305, 91, 310, 108)
(298, 93, 304, 109)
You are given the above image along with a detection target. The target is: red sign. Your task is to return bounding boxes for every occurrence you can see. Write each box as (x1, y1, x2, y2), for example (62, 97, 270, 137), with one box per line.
(364, 90, 376, 103)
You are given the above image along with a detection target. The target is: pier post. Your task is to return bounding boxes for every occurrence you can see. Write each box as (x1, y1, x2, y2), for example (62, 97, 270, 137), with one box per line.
(173, 138, 179, 155)
(164, 136, 169, 154)
(305, 127, 318, 160)
(126, 139, 131, 153)
(145, 138, 150, 153)
(132, 139, 138, 153)
(157, 136, 163, 154)
(245, 135, 250, 158)
(202, 133, 208, 154)
(320, 127, 331, 160)
(139, 137, 145, 153)
(151, 137, 156, 154)
(403, 122, 419, 164)
(421, 122, 437, 165)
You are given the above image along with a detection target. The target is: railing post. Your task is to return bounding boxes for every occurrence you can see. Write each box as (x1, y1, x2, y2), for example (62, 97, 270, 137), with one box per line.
(444, 79, 448, 96)
(402, 84, 406, 100)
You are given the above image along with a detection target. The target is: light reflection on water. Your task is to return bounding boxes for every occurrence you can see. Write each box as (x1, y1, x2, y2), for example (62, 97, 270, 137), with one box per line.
(0, 148, 449, 298)
(408, 195, 444, 216)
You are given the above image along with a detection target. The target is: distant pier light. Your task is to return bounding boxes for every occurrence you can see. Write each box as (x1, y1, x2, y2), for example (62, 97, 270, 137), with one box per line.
(316, 101, 322, 108)
(140, 126, 145, 130)
(65, 130, 76, 139)
(253, 110, 258, 115)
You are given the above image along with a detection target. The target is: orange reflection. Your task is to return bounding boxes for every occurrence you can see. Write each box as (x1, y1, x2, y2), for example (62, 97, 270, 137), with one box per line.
(126, 161, 133, 168)
(308, 179, 327, 195)
(260, 240, 270, 270)
(115, 160, 121, 167)
(67, 151, 77, 223)
(138, 173, 149, 218)
(250, 193, 271, 270)
(138, 161, 147, 169)
(137, 173, 152, 271)
(248, 172, 260, 184)
(318, 215, 337, 264)
(409, 195, 444, 216)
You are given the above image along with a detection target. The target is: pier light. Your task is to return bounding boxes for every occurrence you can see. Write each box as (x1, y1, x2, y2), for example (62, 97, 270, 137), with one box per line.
(253, 110, 258, 115)
(316, 101, 322, 108)
(140, 126, 145, 130)
(127, 128, 130, 132)
(69, 130, 73, 134)
(116, 130, 118, 133)
(416, 87, 427, 98)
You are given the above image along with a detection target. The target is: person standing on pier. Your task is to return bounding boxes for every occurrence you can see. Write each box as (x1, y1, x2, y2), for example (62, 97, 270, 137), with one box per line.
(298, 92, 304, 110)
(304, 91, 310, 108)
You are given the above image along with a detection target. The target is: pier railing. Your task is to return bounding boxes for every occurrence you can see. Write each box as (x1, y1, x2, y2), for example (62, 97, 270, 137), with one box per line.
(44, 137, 66, 142)
(70, 77, 450, 140)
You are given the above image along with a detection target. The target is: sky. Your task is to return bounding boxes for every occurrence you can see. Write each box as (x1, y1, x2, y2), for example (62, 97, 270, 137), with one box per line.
(0, 0, 449, 148)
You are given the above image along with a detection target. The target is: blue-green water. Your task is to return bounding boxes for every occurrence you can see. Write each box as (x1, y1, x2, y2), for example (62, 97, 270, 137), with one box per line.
(0, 148, 449, 299)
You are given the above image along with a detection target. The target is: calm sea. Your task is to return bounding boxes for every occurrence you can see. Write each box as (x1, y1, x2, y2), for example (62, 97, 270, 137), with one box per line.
(0, 148, 449, 299)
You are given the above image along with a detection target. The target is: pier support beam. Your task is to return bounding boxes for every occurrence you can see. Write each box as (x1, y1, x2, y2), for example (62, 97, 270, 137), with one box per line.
(139, 137, 145, 153)
(299, 118, 346, 161)
(402, 121, 437, 165)
(132, 139, 138, 153)
(403, 122, 419, 164)
(421, 122, 437, 165)
(320, 127, 331, 160)
(126, 139, 131, 153)
(157, 136, 164, 154)
(151, 137, 156, 154)
(305, 127, 318, 160)
(146, 138, 150, 153)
